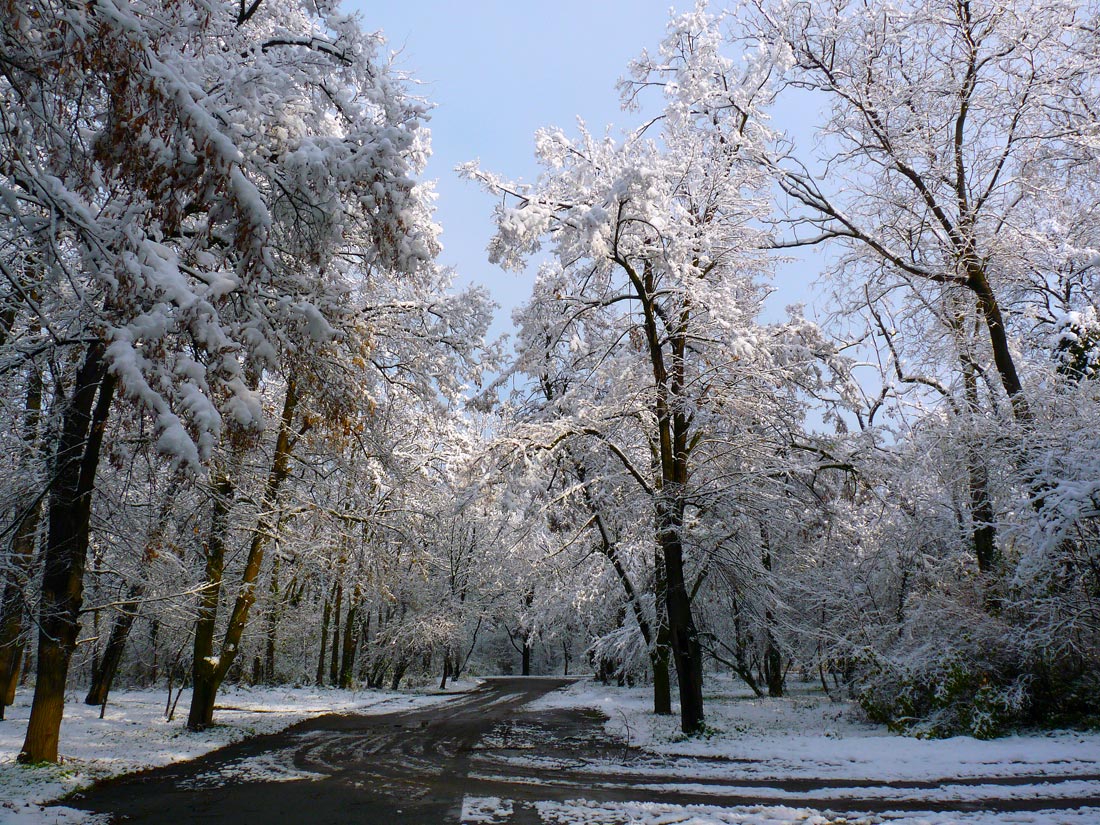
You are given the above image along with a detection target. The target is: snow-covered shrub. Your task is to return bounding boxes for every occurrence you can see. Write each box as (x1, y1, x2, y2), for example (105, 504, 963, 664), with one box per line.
(1051, 308, 1100, 381)
(858, 653, 1031, 739)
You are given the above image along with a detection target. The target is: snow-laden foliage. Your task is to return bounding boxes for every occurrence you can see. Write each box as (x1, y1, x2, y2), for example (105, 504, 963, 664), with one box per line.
(1, 0, 434, 466)
(466, 3, 857, 732)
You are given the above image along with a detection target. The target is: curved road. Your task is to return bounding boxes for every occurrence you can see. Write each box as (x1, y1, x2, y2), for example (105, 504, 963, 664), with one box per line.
(65, 677, 1100, 824)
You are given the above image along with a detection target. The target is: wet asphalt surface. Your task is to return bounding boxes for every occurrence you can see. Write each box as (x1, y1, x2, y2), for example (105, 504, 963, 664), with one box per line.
(63, 677, 1100, 824)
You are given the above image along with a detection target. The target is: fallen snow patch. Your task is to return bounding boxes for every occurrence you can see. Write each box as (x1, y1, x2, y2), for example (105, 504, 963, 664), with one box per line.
(461, 795, 515, 823)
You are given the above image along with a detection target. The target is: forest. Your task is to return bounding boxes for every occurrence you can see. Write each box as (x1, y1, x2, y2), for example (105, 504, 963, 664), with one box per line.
(1, 0, 1098, 780)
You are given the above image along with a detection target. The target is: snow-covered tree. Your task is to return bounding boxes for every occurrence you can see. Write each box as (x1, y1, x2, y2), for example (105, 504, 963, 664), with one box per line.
(0, 0, 442, 761)
(466, 5, 850, 732)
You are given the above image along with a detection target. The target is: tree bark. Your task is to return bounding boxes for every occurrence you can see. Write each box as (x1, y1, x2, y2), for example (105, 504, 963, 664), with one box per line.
(761, 544, 784, 698)
(661, 505, 705, 733)
(0, 503, 38, 720)
(390, 659, 407, 690)
(262, 554, 280, 682)
(959, 343, 1000, 574)
(19, 343, 116, 763)
(316, 590, 331, 686)
(614, 256, 705, 733)
(0, 361, 44, 720)
(188, 380, 298, 730)
(338, 587, 361, 689)
(83, 591, 139, 707)
(967, 264, 1029, 422)
(329, 581, 342, 685)
(652, 615, 672, 715)
(187, 465, 236, 730)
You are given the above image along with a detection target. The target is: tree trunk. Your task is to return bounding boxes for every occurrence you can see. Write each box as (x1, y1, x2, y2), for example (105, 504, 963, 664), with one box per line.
(764, 632, 784, 698)
(263, 553, 281, 682)
(662, 520, 705, 733)
(967, 264, 1029, 422)
(961, 348, 999, 574)
(187, 467, 236, 731)
(316, 590, 331, 686)
(84, 480, 179, 707)
(634, 260, 705, 734)
(762, 545, 784, 698)
(652, 550, 672, 715)
(0, 501, 41, 721)
(390, 660, 407, 690)
(188, 380, 298, 730)
(19, 344, 116, 763)
(652, 622, 672, 715)
(0, 361, 44, 720)
(329, 581, 342, 685)
(147, 619, 159, 686)
(84, 592, 139, 706)
(338, 589, 360, 689)
(439, 655, 451, 690)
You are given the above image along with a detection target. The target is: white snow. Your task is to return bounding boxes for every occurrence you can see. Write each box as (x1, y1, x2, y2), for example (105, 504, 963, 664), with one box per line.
(527, 799, 1100, 825)
(505, 675, 1100, 825)
(461, 795, 516, 823)
(528, 677, 1100, 783)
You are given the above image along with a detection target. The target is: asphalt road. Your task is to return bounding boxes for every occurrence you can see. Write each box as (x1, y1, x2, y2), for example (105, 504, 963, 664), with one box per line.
(64, 677, 1100, 824)
(66, 677, 579, 824)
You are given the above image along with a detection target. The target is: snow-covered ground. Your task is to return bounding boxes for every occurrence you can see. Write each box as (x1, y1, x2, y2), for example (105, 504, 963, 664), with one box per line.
(0, 683, 466, 823)
(500, 675, 1100, 825)
(3, 676, 1098, 825)
(518, 798, 1100, 825)
(528, 676, 1100, 782)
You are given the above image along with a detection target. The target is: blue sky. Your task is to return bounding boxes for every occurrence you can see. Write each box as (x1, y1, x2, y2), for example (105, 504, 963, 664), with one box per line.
(349, 0, 827, 341)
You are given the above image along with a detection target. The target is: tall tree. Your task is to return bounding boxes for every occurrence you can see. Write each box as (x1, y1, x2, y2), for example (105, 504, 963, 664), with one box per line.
(2, 0, 431, 762)
(465, 6, 843, 732)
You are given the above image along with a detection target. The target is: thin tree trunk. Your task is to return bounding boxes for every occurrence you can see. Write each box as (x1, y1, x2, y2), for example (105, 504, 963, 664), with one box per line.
(148, 619, 159, 686)
(188, 380, 299, 730)
(316, 590, 331, 686)
(439, 655, 451, 690)
(761, 544, 784, 698)
(0, 361, 44, 720)
(338, 587, 361, 689)
(962, 348, 999, 573)
(187, 466, 236, 730)
(0, 500, 40, 721)
(83, 591, 139, 707)
(652, 549, 672, 715)
(19, 344, 116, 763)
(329, 581, 342, 685)
(263, 553, 281, 683)
(85, 480, 179, 706)
(457, 616, 481, 679)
